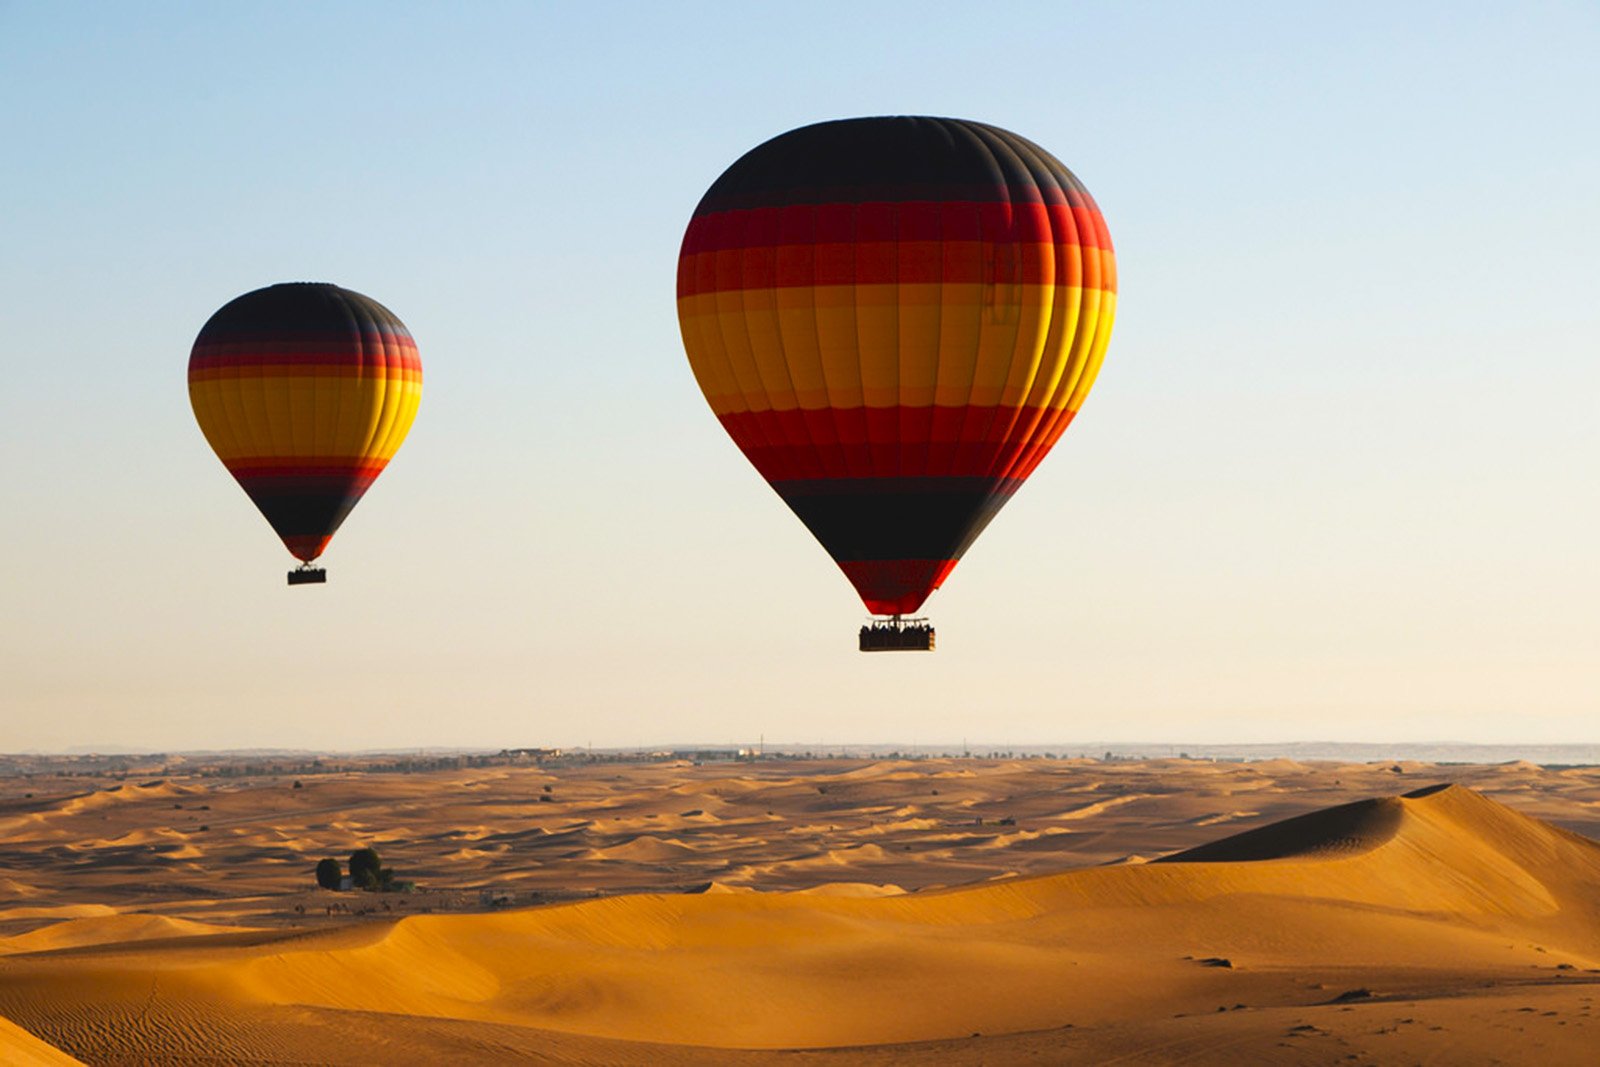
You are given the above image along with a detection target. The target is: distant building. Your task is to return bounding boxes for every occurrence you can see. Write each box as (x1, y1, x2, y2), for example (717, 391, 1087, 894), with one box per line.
(499, 747, 563, 761)
(670, 749, 748, 763)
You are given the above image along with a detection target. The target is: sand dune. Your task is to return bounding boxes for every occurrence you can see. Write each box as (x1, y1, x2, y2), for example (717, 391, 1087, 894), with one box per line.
(0, 914, 254, 957)
(1, 760, 1598, 1063)
(185, 784, 1593, 1050)
(0, 778, 1596, 1063)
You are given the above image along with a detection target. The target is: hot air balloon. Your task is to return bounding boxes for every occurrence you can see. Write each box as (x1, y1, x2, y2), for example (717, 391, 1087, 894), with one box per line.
(676, 117, 1116, 650)
(188, 283, 422, 584)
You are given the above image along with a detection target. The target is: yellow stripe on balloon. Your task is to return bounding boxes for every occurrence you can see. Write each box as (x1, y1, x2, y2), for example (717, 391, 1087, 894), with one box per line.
(189, 375, 421, 461)
(680, 284, 1111, 416)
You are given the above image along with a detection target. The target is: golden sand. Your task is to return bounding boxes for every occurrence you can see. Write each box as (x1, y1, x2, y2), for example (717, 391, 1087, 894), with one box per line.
(0, 758, 1596, 1063)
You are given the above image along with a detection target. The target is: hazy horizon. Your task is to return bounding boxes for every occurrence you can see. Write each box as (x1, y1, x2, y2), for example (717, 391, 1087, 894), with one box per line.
(10, 740, 1600, 765)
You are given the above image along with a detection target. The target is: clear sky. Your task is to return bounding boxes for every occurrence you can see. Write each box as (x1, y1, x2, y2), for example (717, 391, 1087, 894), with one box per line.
(2, 2, 1595, 752)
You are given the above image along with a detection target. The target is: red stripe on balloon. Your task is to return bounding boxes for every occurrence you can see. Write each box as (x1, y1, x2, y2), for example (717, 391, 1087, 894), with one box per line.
(681, 202, 1110, 255)
(718, 405, 1077, 482)
(221, 458, 389, 476)
(678, 243, 1105, 294)
(189, 346, 421, 374)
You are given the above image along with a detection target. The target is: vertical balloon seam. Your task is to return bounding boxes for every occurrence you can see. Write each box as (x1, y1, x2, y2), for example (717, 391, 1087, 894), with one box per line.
(220, 350, 251, 533)
(804, 197, 853, 480)
(354, 297, 387, 460)
(706, 210, 786, 484)
(943, 120, 990, 473)
(998, 129, 1062, 415)
(854, 195, 885, 479)
(988, 128, 1075, 487)
(1066, 198, 1117, 415)
(1021, 136, 1075, 474)
(763, 200, 835, 482)
(959, 123, 1034, 571)
(329, 298, 355, 490)
(804, 201, 845, 473)
(1004, 194, 1086, 484)
(995, 137, 1091, 487)
(807, 189, 876, 597)
(327, 291, 356, 543)
(1054, 177, 1106, 415)
(1038, 171, 1102, 471)
(1022, 174, 1084, 484)
(982, 124, 1059, 480)
(726, 203, 791, 471)
(783, 210, 847, 480)
(372, 308, 421, 547)
(369, 310, 403, 461)
(886, 179, 908, 480)
(333, 296, 381, 556)
(927, 132, 949, 484)
(896, 121, 931, 479)
(960, 121, 1026, 497)
(213, 336, 243, 468)
(214, 340, 244, 500)
(705, 186, 775, 429)
(375, 315, 421, 482)
(305, 292, 328, 463)
(950, 121, 1017, 564)
(690, 235, 772, 475)
(682, 218, 741, 417)
(887, 156, 906, 480)
(964, 126, 1052, 546)
(736, 192, 818, 484)
(972, 124, 1038, 483)
(357, 320, 389, 540)
(1058, 167, 1106, 418)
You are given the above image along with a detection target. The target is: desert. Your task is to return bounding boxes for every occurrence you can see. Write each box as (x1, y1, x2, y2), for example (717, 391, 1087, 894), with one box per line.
(1, 754, 1597, 1064)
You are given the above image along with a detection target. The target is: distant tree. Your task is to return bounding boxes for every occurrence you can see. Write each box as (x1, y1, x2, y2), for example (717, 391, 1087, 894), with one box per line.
(315, 858, 342, 890)
(349, 848, 383, 890)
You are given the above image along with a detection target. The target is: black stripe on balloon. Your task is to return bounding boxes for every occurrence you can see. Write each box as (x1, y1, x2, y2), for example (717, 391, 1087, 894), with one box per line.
(695, 116, 1086, 212)
(236, 481, 367, 544)
(772, 477, 1021, 564)
(195, 282, 409, 343)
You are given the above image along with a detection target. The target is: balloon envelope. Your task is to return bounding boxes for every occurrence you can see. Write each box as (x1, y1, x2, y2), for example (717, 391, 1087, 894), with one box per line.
(676, 117, 1116, 614)
(188, 282, 422, 564)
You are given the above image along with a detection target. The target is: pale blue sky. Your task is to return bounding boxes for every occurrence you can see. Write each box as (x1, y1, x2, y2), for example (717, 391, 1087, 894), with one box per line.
(2, 2, 1595, 751)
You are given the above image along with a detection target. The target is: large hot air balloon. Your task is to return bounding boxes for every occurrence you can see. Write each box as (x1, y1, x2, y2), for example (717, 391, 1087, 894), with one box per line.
(676, 117, 1116, 650)
(188, 283, 422, 584)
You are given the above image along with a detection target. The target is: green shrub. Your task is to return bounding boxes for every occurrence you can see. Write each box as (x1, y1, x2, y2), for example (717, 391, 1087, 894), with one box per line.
(349, 848, 382, 890)
(315, 857, 342, 890)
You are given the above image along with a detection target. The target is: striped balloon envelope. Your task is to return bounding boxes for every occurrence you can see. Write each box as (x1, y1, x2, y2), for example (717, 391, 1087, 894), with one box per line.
(188, 283, 422, 582)
(676, 116, 1116, 627)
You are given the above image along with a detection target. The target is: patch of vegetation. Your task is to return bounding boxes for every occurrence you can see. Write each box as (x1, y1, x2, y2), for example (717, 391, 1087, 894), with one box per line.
(315, 857, 341, 890)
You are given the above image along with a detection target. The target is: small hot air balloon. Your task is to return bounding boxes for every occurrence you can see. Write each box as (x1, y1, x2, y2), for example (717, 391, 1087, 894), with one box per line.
(676, 117, 1116, 650)
(188, 283, 422, 584)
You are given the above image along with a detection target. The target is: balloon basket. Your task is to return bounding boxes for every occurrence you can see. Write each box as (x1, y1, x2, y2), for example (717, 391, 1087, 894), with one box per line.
(859, 616, 935, 653)
(287, 565, 326, 586)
